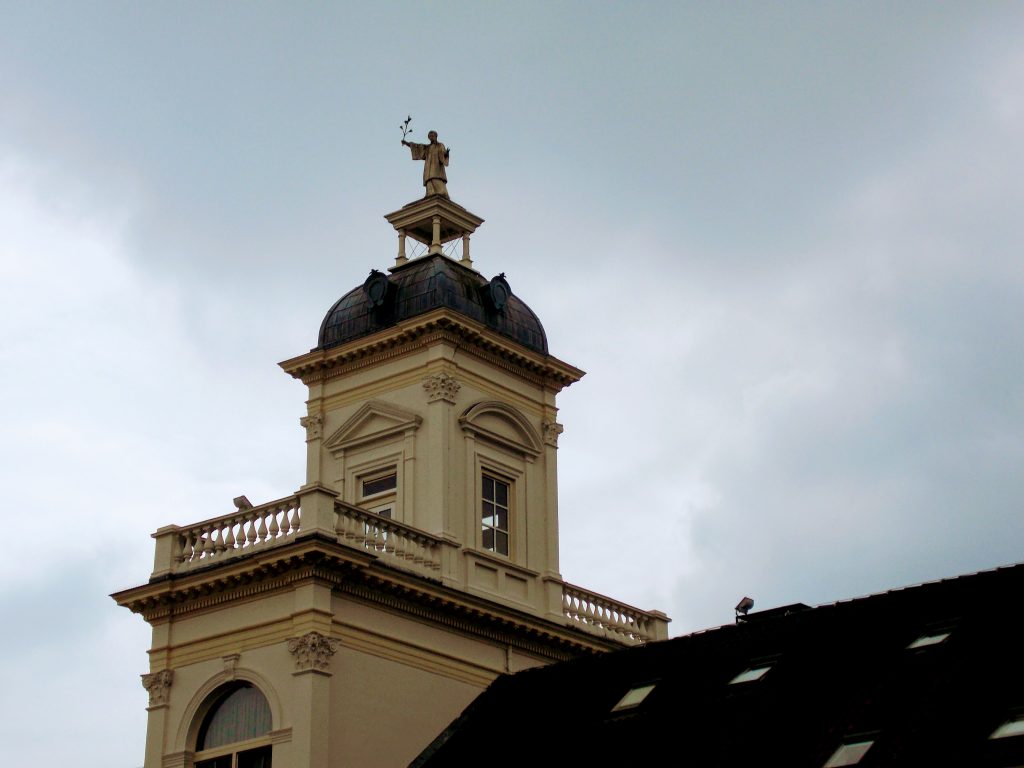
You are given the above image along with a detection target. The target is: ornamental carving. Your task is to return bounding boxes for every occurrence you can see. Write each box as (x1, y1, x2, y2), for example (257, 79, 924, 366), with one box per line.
(299, 413, 324, 441)
(542, 420, 564, 447)
(223, 653, 241, 680)
(423, 372, 461, 404)
(141, 669, 173, 707)
(287, 631, 338, 672)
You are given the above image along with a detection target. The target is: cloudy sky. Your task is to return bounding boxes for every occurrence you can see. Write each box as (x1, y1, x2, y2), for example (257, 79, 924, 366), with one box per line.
(2, 3, 1023, 764)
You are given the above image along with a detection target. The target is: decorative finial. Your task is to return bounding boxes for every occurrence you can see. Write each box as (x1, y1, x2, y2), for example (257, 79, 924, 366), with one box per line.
(400, 118, 451, 200)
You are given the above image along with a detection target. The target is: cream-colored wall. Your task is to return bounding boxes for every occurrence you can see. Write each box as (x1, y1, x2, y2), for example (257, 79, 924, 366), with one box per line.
(143, 580, 562, 768)
(307, 337, 564, 618)
(329, 646, 482, 768)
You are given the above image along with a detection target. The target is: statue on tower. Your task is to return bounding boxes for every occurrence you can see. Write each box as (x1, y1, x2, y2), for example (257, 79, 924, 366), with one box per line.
(400, 117, 451, 199)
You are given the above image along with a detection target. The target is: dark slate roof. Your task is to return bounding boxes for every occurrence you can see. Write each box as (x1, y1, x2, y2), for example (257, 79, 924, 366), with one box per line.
(412, 562, 1024, 767)
(317, 255, 548, 353)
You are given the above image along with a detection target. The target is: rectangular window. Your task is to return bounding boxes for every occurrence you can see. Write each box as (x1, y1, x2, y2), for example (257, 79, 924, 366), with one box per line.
(907, 631, 950, 649)
(823, 740, 874, 767)
(729, 665, 772, 685)
(481, 473, 510, 556)
(991, 714, 1024, 739)
(360, 470, 397, 519)
(362, 472, 397, 498)
(611, 683, 657, 712)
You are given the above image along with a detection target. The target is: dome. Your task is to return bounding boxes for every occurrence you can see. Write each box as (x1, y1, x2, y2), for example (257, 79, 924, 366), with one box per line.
(317, 255, 548, 354)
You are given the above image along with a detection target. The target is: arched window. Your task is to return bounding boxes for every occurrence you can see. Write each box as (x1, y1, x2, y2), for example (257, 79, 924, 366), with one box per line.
(194, 683, 273, 768)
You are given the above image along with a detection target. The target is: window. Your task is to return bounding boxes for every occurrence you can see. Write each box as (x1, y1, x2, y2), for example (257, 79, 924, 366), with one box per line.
(194, 683, 273, 768)
(907, 631, 950, 649)
(481, 473, 510, 555)
(991, 714, 1024, 739)
(728, 665, 771, 684)
(360, 469, 397, 519)
(611, 683, 657, 712)
(823, 739, 874, 767)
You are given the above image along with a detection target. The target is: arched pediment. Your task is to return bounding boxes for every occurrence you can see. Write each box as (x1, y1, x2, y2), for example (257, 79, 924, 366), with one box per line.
(459, 401, 542, 458)
(323, 400, 422, 456)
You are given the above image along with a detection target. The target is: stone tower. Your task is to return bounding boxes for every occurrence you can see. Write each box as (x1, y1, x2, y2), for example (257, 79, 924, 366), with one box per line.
(114, 185, 668, 768)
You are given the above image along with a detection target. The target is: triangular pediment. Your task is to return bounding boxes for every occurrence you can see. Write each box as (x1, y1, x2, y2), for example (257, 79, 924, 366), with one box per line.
(324, 400, 422, 455)
(459, 401, 542, 458)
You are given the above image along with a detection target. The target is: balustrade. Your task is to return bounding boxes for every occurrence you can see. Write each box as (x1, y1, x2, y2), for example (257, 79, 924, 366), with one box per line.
(334, 501, 444, 576)
(562, 583, 664, 643)
(162, 497, 665, 646)
(176, 496, 301, 570)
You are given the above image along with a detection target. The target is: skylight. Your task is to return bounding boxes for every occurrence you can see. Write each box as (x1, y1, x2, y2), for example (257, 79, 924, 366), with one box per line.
(728, 665, 771, 685)
(823, 739, 875, 767)
(990, 715, 1024, 740)
(907, 631, 950, 649)
(611, 683, 656, 712)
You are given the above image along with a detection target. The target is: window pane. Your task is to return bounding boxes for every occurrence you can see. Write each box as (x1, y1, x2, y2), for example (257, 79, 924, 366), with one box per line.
(196, 758, 232, 768)
(495, 509, 508, 531)
(362, 473, 396, 497)
(482, 476, 494, 500)
(823, 740, 874, 767)
(482, 528, 494, 551)
(199, 684, 272, 750)
(991, 716, 1024, 739)
(907, 631, 950, 649)
(482, 501, 494, 526)
(496, 531, 509, 555)
(238, 745, 273, 768)
(612, 683, 656, 711)
(495, 480, 508, 506)
(728, 665, 771, 684)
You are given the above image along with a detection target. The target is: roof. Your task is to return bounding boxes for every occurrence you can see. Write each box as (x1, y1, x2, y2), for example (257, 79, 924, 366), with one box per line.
(317, 255, 548, 354)
(412, 561, 1024, 767)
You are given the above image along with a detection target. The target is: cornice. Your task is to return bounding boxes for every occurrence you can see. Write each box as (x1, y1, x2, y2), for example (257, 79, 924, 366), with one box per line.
(112, 534, 624, 657)
(279, 309, 585, 392)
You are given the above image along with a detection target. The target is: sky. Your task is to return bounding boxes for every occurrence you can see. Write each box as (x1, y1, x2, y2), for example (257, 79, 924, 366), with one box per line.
(2, 3, 1023, 765)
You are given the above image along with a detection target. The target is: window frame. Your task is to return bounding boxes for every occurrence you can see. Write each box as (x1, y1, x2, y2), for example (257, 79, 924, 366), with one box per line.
(610, 682, 658, 712)
(346, 450, 404, 522)
(822, 737, 876, 767)
(192, 683, 274, 768)
(480, 470, 512, 557)
(359, 466, 398, 520)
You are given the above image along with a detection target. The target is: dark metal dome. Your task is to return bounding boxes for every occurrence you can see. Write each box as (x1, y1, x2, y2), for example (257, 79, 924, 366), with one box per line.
(317, 255, 548, 354)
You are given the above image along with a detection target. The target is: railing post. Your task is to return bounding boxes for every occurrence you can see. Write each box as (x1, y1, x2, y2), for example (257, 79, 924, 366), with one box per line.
(296, 484, 339, 538)
(646, 610, 671, 641)
(151, 525, 182, 578)
(439, 534, 461, 587)
(542, 574, 567, 622)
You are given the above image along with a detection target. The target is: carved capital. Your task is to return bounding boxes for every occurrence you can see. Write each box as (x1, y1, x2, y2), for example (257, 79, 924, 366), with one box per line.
(423, 372, 461, 404)
(299, 413, 324, 442)
(287, 631, 338, 673)
(542, 420, 564, 447)
(141, 669, 174, 707)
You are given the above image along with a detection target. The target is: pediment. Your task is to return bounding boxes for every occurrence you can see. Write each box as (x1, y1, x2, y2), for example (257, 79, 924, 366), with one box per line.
(324, 400, 422, 456)
(459, 401, 542, 458)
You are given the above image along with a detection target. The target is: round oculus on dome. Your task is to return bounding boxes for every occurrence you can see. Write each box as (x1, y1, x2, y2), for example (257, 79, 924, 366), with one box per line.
(362, 270, 390, 308)
(486, 273, 511, 311)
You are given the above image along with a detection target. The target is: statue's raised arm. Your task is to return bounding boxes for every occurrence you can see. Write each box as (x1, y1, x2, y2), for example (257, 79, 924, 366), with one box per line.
(402, 130, 450, 199)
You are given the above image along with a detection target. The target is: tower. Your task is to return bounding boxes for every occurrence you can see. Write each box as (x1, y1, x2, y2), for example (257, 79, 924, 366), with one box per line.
(114, 147, 669, 768)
